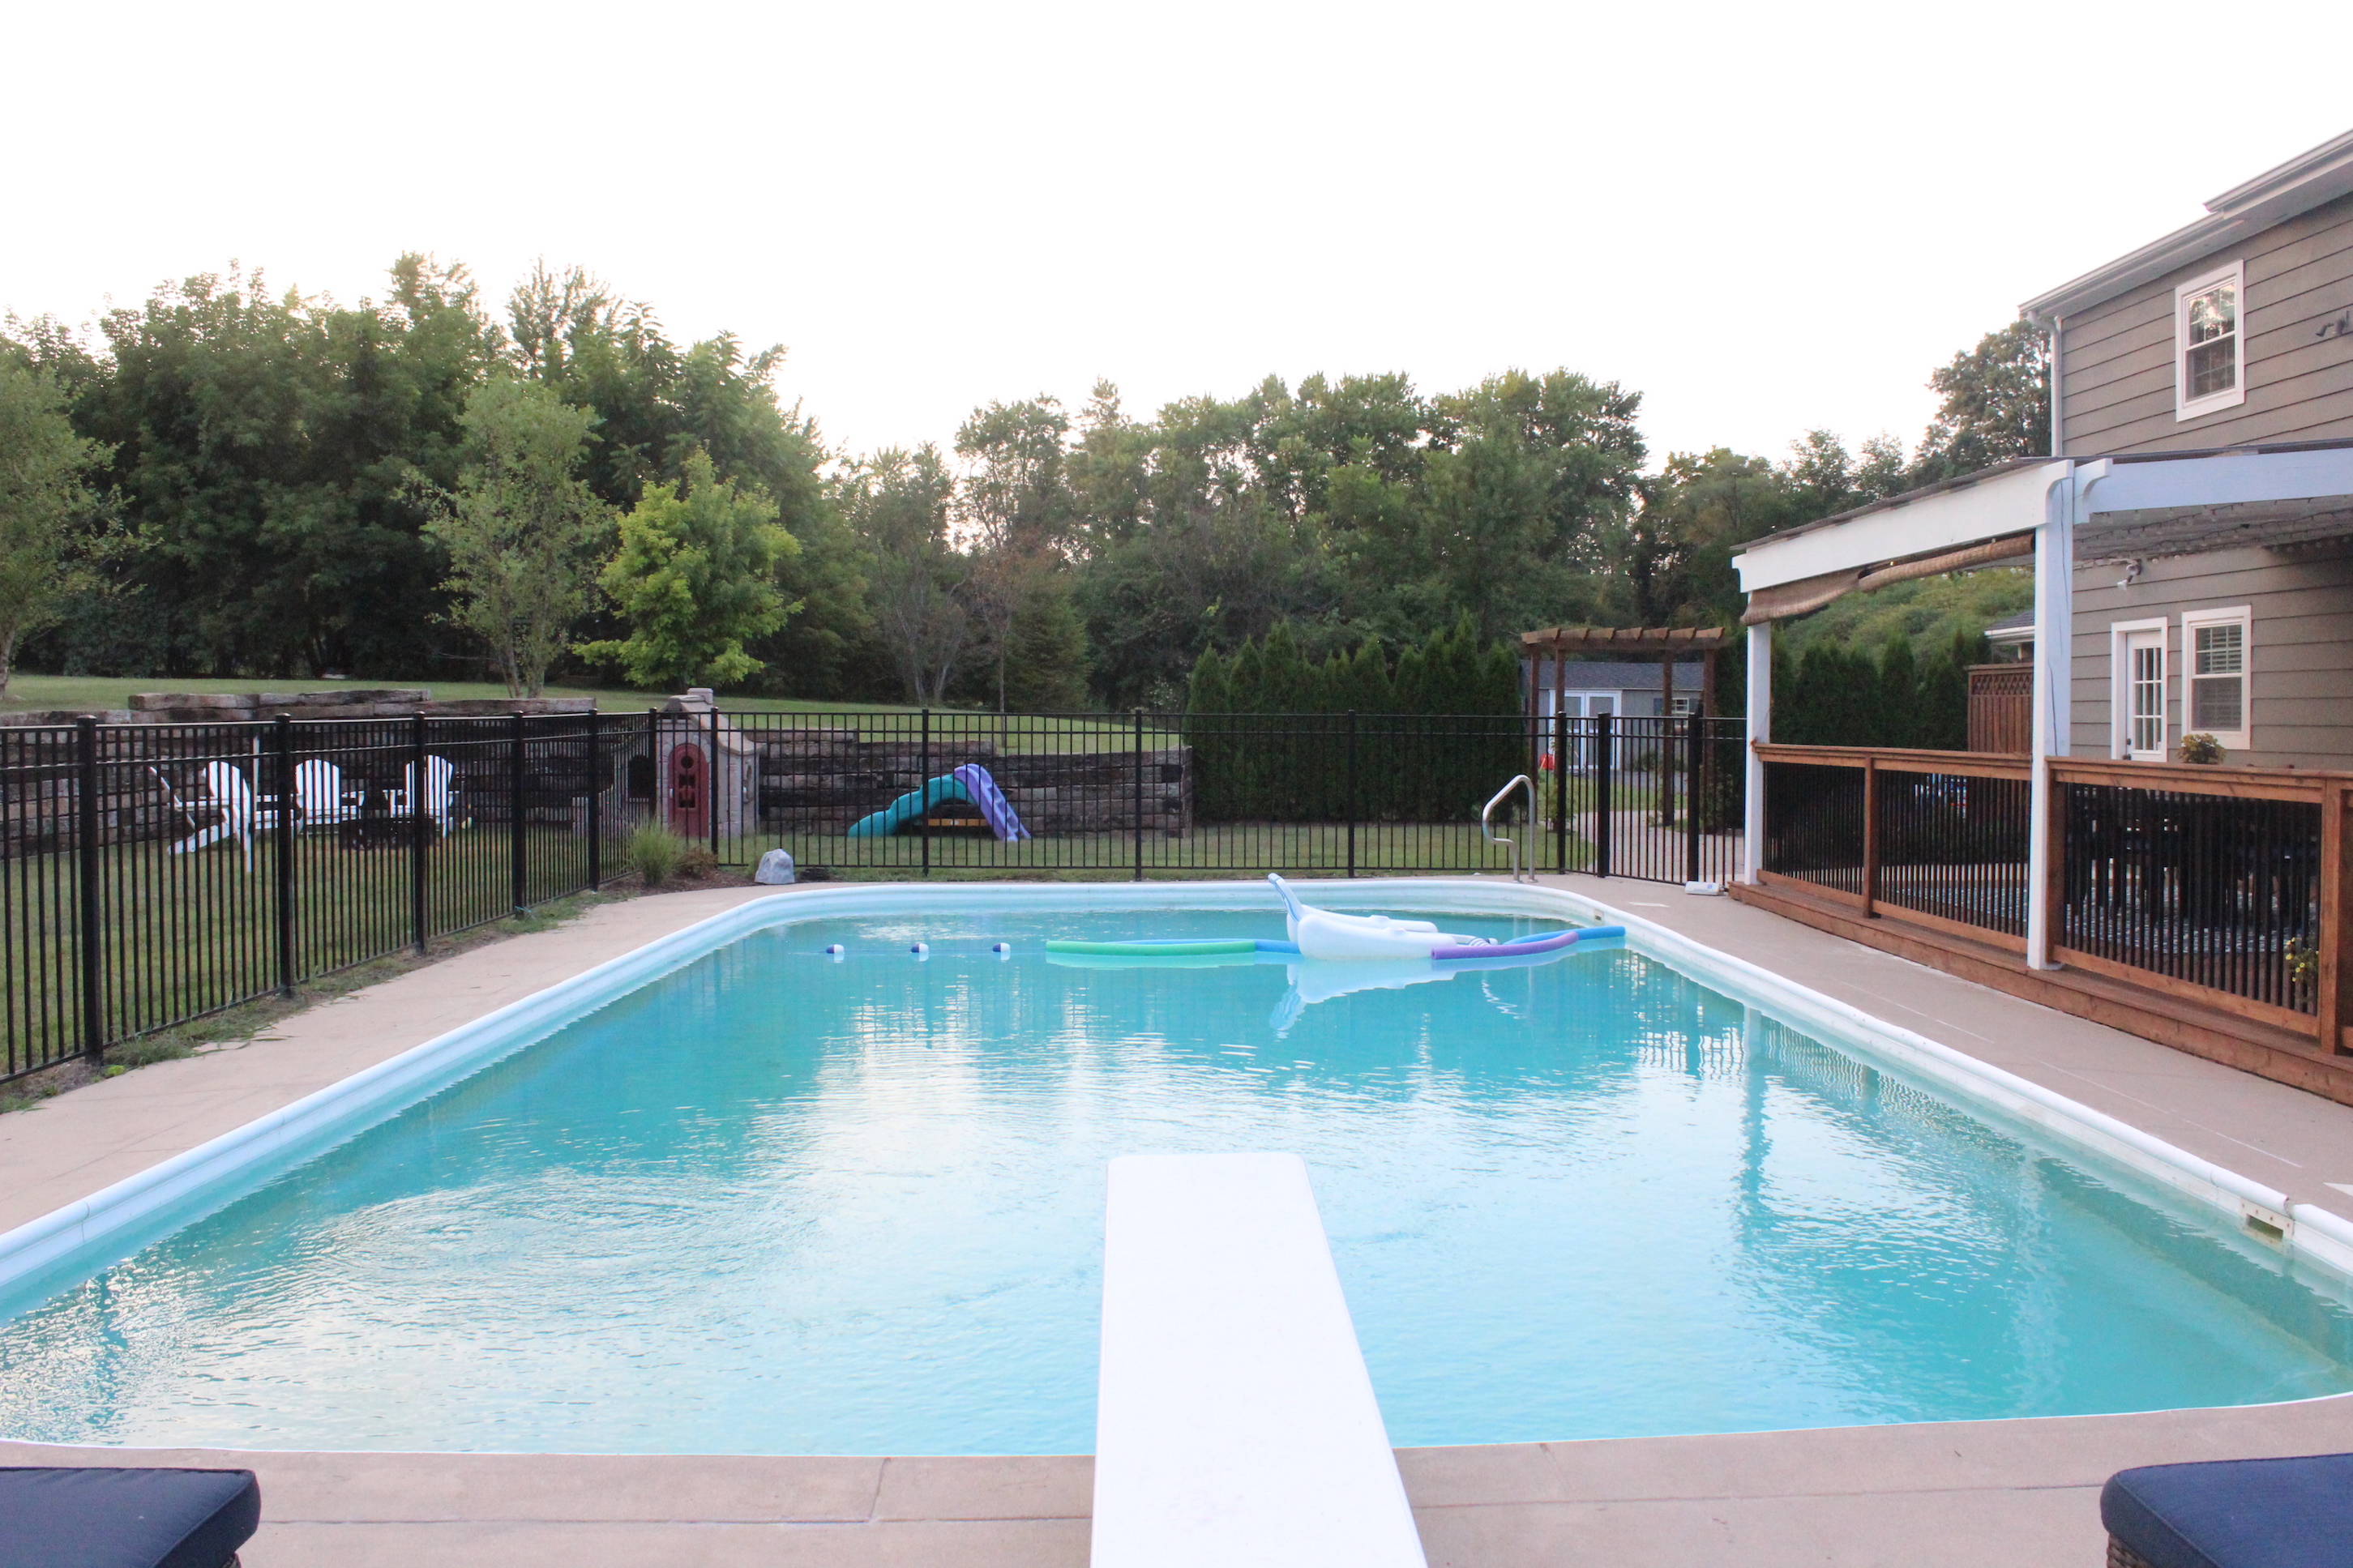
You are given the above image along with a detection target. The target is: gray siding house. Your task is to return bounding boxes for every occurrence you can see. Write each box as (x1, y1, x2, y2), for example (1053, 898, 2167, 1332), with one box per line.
(2024, 127, 2353, 767)
(1519, 660, 1705, 719)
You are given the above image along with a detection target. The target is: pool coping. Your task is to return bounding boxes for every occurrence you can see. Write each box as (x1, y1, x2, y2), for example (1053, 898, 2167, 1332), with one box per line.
(7, 876, 2351, 1297)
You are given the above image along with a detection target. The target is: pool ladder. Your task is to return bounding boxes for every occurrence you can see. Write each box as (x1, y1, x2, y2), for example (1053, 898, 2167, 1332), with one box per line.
(1481, 775, 1537, 884)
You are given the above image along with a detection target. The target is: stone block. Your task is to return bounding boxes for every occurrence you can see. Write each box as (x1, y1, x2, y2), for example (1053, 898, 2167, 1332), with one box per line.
(132, 693, 257, 711)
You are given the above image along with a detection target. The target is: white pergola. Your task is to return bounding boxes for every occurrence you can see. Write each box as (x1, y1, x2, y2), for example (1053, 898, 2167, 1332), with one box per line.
(1731, 442, 2353, 969)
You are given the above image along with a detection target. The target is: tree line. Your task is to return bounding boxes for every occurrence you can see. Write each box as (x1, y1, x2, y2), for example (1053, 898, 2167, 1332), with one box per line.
(1770, 631, 1987, 751)
(0, 256, 2049, 711)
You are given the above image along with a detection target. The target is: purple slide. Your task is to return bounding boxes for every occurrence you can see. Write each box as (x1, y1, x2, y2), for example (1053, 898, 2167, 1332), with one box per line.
(952, 763, 1031, 841)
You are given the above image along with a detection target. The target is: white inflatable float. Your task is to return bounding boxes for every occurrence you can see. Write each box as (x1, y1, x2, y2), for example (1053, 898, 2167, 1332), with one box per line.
(1268, 874, 1461, 959)
(1045, 876, 1621, 966)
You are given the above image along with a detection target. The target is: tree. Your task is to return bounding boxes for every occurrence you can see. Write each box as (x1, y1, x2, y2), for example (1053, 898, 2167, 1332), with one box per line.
(53, 258, 496, 677)
(1619, 448, 1795, 627)
(421, 375, 610, 696)
(1877, 633, 1919, 750)
(577, 449, 797, 690)
(841, 445, 966, 704)
(996, 572, 1090, 710)
(1912, 319, 2051, 484)
(0, 363, 107, 695)
(956, 395, 1074, 711)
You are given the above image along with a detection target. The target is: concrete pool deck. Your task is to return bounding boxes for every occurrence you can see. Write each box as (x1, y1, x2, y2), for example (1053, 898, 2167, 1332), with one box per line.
(2, 876, 2350, 1566)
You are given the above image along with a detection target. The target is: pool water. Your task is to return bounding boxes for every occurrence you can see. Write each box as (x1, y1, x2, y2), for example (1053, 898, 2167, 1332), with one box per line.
(2, 906, 2349, 1455)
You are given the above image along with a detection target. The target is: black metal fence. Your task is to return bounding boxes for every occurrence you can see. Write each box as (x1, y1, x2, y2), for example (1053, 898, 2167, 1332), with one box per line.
(1, 705, 1748, 1083)
(713, 709, 1745, 889)
(2060, 780, 2319, 1015)
(1877, 770, 2032, 937)
(2, 713, 632, 1083)
(1555, 714, 1748, 887)
(1762, 760, 1867, 898)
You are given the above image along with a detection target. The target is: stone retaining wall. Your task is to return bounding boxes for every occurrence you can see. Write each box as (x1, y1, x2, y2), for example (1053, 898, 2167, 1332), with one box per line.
(757, 733, 1193, 836)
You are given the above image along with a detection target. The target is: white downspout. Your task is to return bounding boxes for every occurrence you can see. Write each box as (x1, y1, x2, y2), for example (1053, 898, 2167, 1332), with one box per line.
(1742, 619, 1770, 884)
(2048, 314, 2064, 459)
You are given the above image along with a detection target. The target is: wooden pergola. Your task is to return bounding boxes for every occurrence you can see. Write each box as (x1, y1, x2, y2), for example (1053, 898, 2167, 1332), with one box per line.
(1518, 625, 1729, 722)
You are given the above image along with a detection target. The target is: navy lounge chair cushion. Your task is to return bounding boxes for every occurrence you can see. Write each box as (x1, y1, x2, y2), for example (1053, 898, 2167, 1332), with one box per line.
(0, 1466, 260, 1568)
(2102, 1452, 2353, 1568)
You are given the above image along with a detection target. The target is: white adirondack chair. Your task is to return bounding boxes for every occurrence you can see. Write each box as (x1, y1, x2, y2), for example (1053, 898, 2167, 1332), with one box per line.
(395, 754, 457, 835)
(171, 761, 259, 865)
(293, 758, 361, 825)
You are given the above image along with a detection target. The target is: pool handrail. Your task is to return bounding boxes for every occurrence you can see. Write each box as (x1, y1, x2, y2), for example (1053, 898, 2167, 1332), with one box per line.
(1481, 775, 1536, 884)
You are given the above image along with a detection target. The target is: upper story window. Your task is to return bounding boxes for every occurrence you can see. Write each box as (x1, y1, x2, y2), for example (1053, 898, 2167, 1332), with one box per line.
(2175, 261, 2246, 421)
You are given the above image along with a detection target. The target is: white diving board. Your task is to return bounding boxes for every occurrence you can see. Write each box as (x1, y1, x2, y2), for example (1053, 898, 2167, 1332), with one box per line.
(1091, 1152, 1427, 1568)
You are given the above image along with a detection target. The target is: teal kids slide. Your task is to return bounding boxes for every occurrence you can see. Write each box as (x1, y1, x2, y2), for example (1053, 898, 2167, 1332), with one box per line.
(845, 765, 1030, 840)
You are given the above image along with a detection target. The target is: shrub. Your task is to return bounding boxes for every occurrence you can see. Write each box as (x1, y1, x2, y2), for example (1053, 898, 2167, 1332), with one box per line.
(2180, 733, 2227, 764)
(107, 1036, 195, 1070)
(624, 823, 688, 886)
(678, 844, 718, 880)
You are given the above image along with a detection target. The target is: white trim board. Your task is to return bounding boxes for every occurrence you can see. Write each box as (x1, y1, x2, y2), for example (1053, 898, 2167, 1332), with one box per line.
(3, 878, 2349, 1302)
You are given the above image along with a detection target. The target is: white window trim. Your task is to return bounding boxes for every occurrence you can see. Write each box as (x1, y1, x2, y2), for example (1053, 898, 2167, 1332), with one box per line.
(2175, 259, 2247, 421)
(2109, 617, 2169, 760)
(2180, 605, 2252, 754)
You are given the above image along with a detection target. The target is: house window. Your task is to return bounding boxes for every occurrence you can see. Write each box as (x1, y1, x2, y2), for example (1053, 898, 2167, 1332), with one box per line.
(2175, 261, 2246, 420)
(2111, 619, 2168, 761)
(2181, 606, 2252, 752)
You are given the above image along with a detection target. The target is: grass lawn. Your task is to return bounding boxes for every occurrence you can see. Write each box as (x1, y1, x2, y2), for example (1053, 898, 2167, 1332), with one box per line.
(0, 673, 921, 716)
(0, 675, 1186, 748)
(2, 823, 611, 1079)
(742, 822, 1593, 881)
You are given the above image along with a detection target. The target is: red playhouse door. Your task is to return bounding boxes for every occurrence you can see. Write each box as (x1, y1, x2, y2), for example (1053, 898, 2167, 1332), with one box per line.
(666, 741, 709, 838)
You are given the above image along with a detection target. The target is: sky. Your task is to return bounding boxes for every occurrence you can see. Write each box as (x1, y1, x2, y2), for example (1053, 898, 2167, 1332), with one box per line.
(6, 0, 2351, 472)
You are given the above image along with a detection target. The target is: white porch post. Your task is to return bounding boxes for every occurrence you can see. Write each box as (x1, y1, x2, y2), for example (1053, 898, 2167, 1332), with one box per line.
(1742, 619, 1770, 884)
(2025, 465, 2077, 969)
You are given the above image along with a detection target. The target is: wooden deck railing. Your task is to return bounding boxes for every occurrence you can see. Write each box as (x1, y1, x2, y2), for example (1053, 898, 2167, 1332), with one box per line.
(2048, 758, 2349, 1051)
(1757, 744, 2353, 1057)
(1756, 744, 2032, 949)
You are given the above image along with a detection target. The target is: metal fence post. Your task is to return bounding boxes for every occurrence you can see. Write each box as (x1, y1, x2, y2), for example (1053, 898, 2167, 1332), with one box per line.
(1132, 708, 1145, 882)
(75, 717, 104, 1062)
(275, 715, 296, 997)
(510, 711, 527, 916)
(708, 707, 722, 865)
(1345, 709, 1358, 879)
(1555, 706, 1569, 874)
(410, 714, 428, 954)
(586, 711, 601, 890)
(647, 707, 660, 842)
(1684, 715, 1702, 885)
(1594, 711, 1613, 879)
(918, 707, 931, 878)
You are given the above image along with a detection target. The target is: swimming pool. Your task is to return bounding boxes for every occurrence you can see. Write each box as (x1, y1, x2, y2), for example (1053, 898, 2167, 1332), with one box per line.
(2, 885, 2349, 1455)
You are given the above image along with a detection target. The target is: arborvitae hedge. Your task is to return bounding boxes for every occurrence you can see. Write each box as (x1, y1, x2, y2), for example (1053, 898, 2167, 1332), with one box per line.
(1183, 615, 1521, 823)
(1772, 630, 1984, 749)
